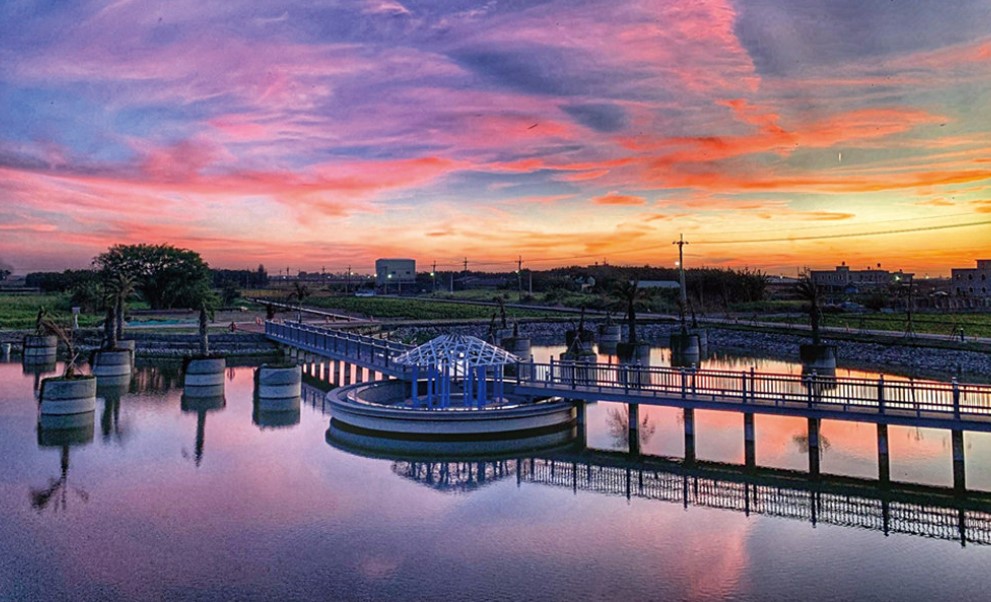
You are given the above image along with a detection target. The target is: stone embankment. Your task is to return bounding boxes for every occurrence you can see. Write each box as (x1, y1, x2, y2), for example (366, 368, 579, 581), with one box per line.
(390, 320, 991, 381)
(1, 330, 279, 358)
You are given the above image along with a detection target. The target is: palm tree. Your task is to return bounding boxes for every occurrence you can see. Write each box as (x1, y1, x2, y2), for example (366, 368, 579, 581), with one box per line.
(287, 281, 310, 323)
(613, 278, 648, 344)
(102, 272, 135, 349)
(795, 271, 823, 345)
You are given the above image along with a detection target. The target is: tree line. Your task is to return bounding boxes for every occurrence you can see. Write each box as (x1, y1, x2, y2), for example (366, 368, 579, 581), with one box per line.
(25, 251, 268, 311)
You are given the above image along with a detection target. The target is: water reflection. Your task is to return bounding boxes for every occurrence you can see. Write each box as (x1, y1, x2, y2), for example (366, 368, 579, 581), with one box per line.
(180, 394, 226, 467)
(605, 405, 656, 449)
(31, 414, 94, 513)
(326, 425, 991, 546)
(97, 373, 131, 444)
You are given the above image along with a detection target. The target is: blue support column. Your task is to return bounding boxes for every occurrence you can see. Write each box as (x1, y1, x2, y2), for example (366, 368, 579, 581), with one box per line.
(478, 366, 487, 408)
(442, 370, 450, 408)
(411, 364, 419, 406)
(426, 367, 434, 407)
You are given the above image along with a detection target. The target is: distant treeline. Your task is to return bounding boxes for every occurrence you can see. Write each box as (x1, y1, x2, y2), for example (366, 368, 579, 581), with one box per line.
(25, 266, 270, 294)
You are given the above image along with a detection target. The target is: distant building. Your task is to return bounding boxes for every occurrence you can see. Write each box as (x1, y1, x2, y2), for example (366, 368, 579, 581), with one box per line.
(375, 258, 416, 287)
(950, 260, 991, 306)
(810, 262, 912, 293)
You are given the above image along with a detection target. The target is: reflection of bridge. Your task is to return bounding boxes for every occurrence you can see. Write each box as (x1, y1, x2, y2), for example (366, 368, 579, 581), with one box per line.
(521, 453, 991, 546)
(387, 452, 991, 547)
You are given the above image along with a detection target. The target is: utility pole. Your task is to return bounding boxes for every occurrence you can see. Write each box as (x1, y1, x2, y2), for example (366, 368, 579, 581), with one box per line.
(346, 265, 351, 294)
(517, 256, 523, 301)
(674, 234, 689, 330)
(431, 261, 437, 293)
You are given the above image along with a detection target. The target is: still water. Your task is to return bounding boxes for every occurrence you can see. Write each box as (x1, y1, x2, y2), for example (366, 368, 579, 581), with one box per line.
(2, 348, 991, 601)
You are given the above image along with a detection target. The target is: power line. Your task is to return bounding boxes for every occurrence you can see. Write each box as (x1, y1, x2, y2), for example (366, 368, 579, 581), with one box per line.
(694, 219, 991, 245)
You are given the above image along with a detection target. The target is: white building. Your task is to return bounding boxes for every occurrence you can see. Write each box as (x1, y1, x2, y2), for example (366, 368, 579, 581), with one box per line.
(375, 258, 416, 287)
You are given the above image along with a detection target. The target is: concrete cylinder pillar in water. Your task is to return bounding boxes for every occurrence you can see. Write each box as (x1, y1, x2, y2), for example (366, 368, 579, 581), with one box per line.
(23, 335, 57, 365)
(877, 423, 890, 483)
(184, 357, 226, 398)
(91, 349, 133, 379)
(684, 408, 695, 464)
(952, 430, 966, 492)
(40, 376, 97, 416)
(807, 418, 821, 478)
(115, 339, 137, 363)
(2, 342, 12, 360)
(670, 333, 700, 368)
(744, 413, 755, 469)
(597, 324, 621, 348)
(256, 364, 302, 412)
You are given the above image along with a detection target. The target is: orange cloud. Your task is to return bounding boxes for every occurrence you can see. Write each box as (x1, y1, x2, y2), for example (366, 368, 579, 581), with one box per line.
(594, 192, 646, 206)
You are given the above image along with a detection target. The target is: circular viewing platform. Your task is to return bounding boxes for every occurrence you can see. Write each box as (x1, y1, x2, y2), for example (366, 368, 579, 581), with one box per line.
(326, 380, 575, 437)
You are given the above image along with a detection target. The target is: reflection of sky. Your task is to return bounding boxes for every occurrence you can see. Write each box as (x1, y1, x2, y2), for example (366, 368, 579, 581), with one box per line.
(1, 361, 991, 599)
(1, 1, 990, 274)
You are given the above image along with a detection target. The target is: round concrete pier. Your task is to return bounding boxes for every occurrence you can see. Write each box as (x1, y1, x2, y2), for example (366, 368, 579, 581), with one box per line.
(326, 419, 579, 459)
(327, 381, 575, 436)
(256, 364, 302, 401)
(23, 335, 57, 363)
(40, 376, 97, 416)
(92, 349, 133, 378)
(183, 357, 226, 398)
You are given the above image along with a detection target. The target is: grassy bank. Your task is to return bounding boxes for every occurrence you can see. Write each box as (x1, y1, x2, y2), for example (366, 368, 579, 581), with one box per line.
(766, 312, 991, 338)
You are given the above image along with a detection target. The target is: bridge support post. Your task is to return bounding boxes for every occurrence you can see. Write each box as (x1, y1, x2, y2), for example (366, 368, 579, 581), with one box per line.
(355, 366, 364, 384)
(952, 430, 966, 493)
(744, 413, 755, 470)
(575, 400, 587, 448)
(807, 418, 821, 479)
(877, 423, 890, 484)
(628, 403, 640, 457)
(683, 408, 695, 464)
(343, 363, 352, 386)
(333, 360, 341, 385)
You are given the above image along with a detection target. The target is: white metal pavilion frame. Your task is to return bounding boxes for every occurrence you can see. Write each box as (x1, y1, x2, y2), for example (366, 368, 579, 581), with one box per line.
(393, 334, 519, 409)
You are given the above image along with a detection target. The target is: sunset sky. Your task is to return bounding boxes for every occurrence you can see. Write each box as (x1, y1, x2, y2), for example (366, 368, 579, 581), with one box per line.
(1, 0, 989, 276)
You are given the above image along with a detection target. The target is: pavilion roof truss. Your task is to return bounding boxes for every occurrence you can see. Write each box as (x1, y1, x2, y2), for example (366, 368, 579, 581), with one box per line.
(393, 334, 519, 369)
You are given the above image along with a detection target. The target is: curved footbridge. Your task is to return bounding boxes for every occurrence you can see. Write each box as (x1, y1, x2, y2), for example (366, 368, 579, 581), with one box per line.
(268, 321, 991, 490)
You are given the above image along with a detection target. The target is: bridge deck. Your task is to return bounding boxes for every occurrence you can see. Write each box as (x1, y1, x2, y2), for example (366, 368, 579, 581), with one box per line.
(271, 321, 991, 431)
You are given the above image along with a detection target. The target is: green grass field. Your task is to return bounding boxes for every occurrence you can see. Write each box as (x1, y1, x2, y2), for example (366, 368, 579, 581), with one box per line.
(301, 295, 562, 321)
(0, 293, 105, 330)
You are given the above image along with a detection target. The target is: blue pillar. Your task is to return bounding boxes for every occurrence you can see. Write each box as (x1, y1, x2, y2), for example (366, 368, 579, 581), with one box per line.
(440, 370, 451, 408)
(426, 367, 434, 407)
(468, 366, 475, 407)
(478, 366, 488, 408)
(411, 364, 419, 405)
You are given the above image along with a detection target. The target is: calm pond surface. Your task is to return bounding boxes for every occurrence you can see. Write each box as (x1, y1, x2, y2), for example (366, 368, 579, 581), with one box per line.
(2, 346, 991, 601)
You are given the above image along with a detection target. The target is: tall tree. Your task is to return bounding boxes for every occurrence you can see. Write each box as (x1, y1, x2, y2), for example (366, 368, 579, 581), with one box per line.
(93, 244, 211, 310)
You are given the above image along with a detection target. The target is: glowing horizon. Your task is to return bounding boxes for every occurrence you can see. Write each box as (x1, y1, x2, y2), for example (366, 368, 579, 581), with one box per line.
(1, 1, 989, 277)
